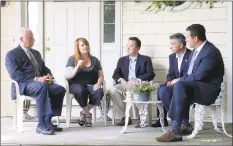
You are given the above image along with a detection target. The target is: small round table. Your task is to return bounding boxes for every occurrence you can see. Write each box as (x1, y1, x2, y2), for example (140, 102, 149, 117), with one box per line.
(120, 100, 167, 134)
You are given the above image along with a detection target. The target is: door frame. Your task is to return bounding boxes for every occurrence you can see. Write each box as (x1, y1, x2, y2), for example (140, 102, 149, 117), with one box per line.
(226, 2, 232, 122)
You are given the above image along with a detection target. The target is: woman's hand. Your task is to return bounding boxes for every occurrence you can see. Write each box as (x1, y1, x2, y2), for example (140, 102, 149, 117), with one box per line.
(93, 83, 102, 91)
(77, 60, 84, 67)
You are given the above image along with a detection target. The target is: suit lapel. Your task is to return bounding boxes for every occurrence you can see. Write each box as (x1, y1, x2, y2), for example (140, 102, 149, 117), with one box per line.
(18, 45, 32, 65)
(135, 54, 141, 74)
(193, 42, 208, 70)
(180, 50, 189, 76)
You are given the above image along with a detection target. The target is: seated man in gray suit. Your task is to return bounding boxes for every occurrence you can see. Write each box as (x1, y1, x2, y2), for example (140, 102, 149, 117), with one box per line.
(152, 33, 191, 127)
(111, 37, 155, 126)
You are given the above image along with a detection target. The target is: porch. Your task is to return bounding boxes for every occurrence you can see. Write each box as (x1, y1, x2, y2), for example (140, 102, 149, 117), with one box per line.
(1, 117, 232, 145)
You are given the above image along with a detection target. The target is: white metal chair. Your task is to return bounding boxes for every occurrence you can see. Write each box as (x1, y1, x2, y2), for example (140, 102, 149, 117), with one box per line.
(188, 82, 232, 138)
(12, 79, 60, 133)
(64, 77, 107, 127)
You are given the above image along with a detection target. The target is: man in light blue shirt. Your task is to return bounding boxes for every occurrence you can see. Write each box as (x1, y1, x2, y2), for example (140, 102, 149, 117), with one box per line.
(111, 37, 155, 126)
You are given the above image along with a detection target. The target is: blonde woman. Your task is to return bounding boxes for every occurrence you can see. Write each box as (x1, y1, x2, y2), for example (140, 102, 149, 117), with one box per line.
(65, 38, 104, 127)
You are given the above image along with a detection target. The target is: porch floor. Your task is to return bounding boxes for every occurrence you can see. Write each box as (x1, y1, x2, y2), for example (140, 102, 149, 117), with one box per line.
(1, 117, 232, 145)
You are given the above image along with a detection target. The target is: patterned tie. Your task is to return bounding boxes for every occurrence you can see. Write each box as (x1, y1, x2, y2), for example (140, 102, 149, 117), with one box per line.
(27, 49, 41, 76)
(187, 50, 198, 75)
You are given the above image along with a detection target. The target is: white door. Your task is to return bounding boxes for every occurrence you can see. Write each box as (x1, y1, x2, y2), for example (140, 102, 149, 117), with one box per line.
(101, 1, 121, 88)
(44, 2, 101, 87)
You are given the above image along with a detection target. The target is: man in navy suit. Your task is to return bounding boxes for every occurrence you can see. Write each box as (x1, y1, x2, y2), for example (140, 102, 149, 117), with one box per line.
(152, 33, 191, 128)
(5, 28, 65, 135)
(156, 24, 224, 142)
(111, 37, 155, 126)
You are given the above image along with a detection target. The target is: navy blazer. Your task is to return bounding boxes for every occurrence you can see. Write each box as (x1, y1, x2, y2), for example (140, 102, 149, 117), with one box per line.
(180, 41, 224, 104)
(5, 45, 52, 100)
(166, 48, 191, 83)
(112, 54, 155, 83)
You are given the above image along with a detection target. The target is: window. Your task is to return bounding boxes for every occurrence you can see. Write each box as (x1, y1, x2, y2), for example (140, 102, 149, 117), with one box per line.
(103, 1, 115, 43)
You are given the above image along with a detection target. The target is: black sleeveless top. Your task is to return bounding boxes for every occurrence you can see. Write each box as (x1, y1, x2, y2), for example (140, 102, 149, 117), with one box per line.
(66, 56, 102, 85)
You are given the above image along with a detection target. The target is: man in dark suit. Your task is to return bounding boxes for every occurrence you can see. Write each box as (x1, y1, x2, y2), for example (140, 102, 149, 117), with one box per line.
(5, 28, 65, 135)
(152, 33, 191, 127)
(111, 37, 155, 126)
(156, 24, 224, 142)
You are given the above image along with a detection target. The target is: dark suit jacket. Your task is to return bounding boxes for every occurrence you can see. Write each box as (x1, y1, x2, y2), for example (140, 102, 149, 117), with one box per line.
(180, 41, 224, 104)
(166, 48, 191, 83)
(5, 45, 52, 100)
(112, 54, 155, 84)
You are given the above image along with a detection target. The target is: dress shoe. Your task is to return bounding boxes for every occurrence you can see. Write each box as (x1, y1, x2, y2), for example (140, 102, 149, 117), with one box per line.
(36, 126, 54, 135)
(156, 130, 182, 142)
(48, 124, 63, 132)
(116, 117, 132, 126)
(151, 118, 168, 127)
(180, 123, 193, 135)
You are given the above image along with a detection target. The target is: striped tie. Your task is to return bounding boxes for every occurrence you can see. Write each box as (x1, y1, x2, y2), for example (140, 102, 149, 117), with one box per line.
(187, 50, 198, 75)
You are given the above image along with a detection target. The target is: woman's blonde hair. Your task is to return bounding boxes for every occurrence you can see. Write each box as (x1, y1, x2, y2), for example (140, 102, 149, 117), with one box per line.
(73, 38, 91, 63)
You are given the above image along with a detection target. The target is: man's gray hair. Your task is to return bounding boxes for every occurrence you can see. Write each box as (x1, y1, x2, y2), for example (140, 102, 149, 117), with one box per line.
(19, 27, 30, 38)
(169, 33, 186, 46)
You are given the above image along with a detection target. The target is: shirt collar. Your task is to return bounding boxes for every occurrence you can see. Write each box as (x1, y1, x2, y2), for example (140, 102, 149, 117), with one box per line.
(176, 48, 186, 59)
(129, 55, 138, 62)
(20, 44, 30, 52)
(195, 40, 206, 53)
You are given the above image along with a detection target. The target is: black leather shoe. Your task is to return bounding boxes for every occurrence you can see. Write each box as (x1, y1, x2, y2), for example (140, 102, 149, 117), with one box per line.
(36, 126, 54, 135)
(180, 123, 193, 135)
(151, 118, 168, 127)
(48, 124, 63, 132)
(116, 117, 132, 126)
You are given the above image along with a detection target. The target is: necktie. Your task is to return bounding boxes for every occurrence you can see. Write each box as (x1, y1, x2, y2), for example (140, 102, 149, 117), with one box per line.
(27, 49, 41, 76)
(187, 50, 198, 75)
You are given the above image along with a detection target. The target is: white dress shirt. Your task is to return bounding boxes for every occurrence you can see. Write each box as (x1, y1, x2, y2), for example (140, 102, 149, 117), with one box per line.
(176, 49, 186, 73)
(194, 41, 207, 60)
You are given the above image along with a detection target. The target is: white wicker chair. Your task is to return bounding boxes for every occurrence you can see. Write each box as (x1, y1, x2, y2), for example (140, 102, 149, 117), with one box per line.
(64, 77, 107, 127)
(12, 79, 60, 133)
(188, 82, 232, 138)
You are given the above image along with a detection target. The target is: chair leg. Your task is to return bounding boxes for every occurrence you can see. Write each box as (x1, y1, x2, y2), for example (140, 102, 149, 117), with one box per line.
(112, 104, 116, 125)
(66, 96, 72, 127)
(187, 104, 204, 139)
(13, 100, 17, 128)
(211, 105, 222, 133)
(103, 95, 107, 127)
(219, 105, 232, 137)
(93, 106, 96, 124)
(158, 103, 166, 133)
(17, 98, 24, 133)
(189, 104, 194, 123)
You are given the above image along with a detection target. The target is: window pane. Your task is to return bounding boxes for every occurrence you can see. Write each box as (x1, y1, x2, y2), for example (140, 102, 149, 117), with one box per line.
(104, 5, 115, 23)
(104, 1, 115, 5)
(104, 24, 115, 43)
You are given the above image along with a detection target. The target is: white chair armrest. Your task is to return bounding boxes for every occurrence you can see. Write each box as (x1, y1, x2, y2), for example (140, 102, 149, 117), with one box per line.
(64, 76, 70, 94)
(11, 79, 21, 97)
